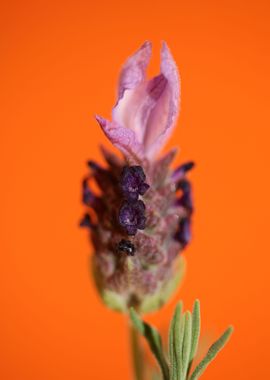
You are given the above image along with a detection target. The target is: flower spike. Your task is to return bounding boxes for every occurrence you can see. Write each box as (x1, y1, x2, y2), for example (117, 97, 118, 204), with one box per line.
(81, 42, 194, 313)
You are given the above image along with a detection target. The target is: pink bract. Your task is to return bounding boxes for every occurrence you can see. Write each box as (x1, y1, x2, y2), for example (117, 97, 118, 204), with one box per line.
(96, 41, 180, 161)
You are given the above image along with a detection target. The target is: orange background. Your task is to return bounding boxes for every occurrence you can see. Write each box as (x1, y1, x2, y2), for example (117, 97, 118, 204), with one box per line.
(1, 1, 270, 379)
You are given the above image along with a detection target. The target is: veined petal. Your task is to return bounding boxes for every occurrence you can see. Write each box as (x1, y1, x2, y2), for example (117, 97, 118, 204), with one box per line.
(117, 41, 152, 100)
(95, 115, 144, 163)
(143, 42, 180, 158)
(112, 42, 154, 144)
(113, 83, 157, 144)
(113, 42, 180, 160)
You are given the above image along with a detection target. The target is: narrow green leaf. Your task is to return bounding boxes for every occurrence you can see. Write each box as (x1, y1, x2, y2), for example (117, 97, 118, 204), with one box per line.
(175, 310, 185, 380)
(187, 299, 200, 377)
(181, 311, 192, 379)
(189, 326, 234, 380)
(169, 302, 183, 380)
(190, 300, 200, 362)
(130, 323, 145, 380)
(130, 308, 170, 380)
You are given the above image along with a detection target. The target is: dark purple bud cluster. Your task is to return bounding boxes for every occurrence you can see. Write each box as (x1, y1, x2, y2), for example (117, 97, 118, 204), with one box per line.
(120, 166, 150, 201)
(117, 239, 135, 256)
(118, 166, 149, 236)
(119, 200, 146, 235)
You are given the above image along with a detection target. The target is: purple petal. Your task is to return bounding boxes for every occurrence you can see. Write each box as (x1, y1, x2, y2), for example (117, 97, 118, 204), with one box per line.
(176, 179, 191, 193)
(172, 161, 195, 182)
(177, 192, 194, 213)
(82, 178, 95, 206)
(95, 115, 144, 163)
(87, 160, 102, 171)
(143, 42, 180, 158)
(175, 217, 191, 247)
(79, 213, 95, 229)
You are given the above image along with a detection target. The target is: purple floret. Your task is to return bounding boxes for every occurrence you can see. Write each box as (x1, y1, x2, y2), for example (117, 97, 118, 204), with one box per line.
(175, 217, 191, 247)
(177, 192, 193, 212)
(120, 166, 149, 201)
(79, 213, 93, 229)
(87, 160, 101, 171)
(176, 178, 191, 192)
(176, 178, 193, 212)
(82, 179, 95, 206)
(172, 161, 195, 182)
(119, 200, 146, 235)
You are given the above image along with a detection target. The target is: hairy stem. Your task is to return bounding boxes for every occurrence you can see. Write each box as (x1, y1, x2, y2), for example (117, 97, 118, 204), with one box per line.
(130, 322, 145, 380)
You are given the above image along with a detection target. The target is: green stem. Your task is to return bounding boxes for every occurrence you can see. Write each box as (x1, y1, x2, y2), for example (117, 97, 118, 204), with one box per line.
(130, 322, 145, 380)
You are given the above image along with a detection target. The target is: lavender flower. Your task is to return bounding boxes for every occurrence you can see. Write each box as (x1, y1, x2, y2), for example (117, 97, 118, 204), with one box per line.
(81, 42, 194, 313)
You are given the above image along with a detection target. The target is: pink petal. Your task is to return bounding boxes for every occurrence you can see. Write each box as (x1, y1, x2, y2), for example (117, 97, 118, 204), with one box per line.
(143, 42, 180, 158)
(95, 115, 144, 164)
(113, 42, 180, 160)
(112, 42, 155, 144)
(112, 83, 156, 144)
(112, 45, 169, 148)
(117, 41, 152, 100)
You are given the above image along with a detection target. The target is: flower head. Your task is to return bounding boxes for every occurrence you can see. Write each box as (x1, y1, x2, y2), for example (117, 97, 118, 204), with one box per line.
(81, 42, 194, 313)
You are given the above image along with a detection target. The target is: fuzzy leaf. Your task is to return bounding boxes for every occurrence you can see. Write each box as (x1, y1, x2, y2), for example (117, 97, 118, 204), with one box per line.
(175, 315, 186, 380)
(175, 310, 186, 380)
(188, 300, 200, 371)
(169, 302, 182, 380)
(181, 311, 192, 379)
(130, 308, 170, 380)
(189, 326, 233, 380)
